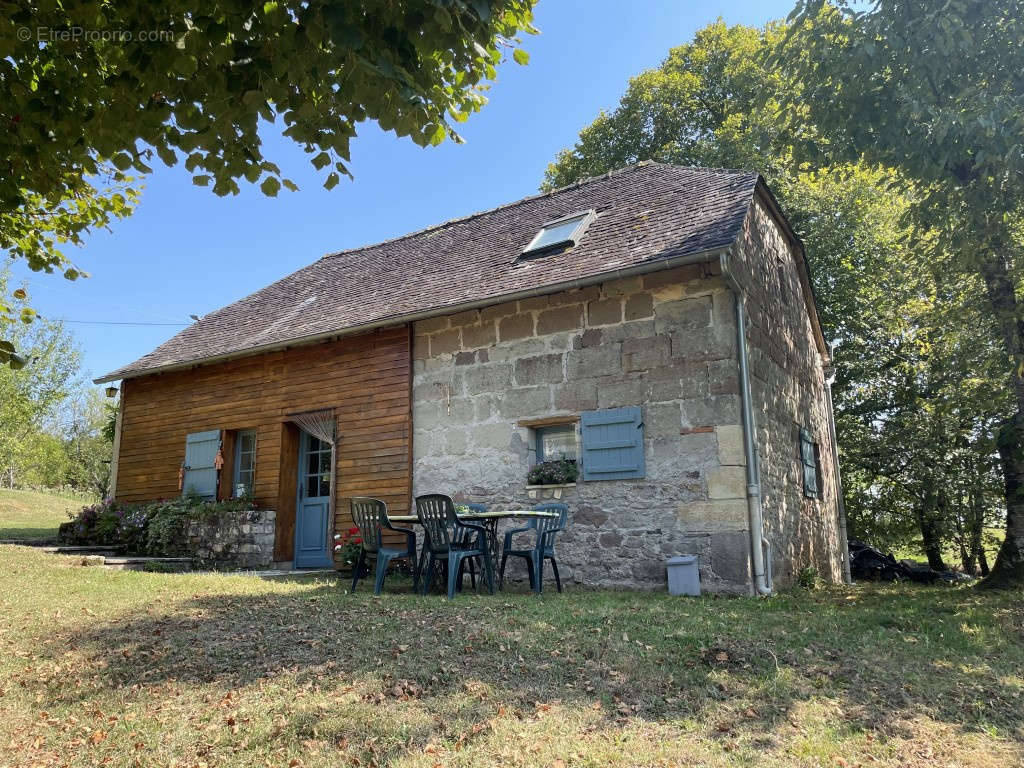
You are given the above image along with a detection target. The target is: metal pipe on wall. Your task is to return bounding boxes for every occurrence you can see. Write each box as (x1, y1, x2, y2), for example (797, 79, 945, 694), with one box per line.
(824, 366, 852, 583)
(721, 254, 773, 596)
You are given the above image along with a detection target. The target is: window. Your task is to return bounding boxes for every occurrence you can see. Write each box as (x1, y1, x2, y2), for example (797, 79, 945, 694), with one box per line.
(800, 427, 821, 499)
(303, 433, 332, 499)
(777, 263, 789, 306)
(536, 424, 577, 462)
(233, 429, 257, 498)
(522, 209, 597, 256)
(580, 407, 645, 481)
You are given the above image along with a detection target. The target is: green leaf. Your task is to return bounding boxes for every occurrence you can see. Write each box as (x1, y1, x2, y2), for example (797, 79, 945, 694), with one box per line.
(311, 151, 331, 170)
(173, 55, 198, 77)
(260, 176, 281, 196)
(513, 49, 529, 66)
(427, 123, 446, 146)
(192, 175, 211, 187)
(323, 172, 340, 190)
(156, 144, 178, 167)
(12, 288, 27, 300)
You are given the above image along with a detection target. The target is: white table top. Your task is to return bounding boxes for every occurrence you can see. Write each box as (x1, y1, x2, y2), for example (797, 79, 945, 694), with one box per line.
(389, 509, 557, 523)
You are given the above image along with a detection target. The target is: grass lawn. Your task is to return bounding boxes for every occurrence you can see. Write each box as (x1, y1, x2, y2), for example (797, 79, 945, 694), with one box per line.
(0, 546, 1021, 768)
(0, 488, 90, 540)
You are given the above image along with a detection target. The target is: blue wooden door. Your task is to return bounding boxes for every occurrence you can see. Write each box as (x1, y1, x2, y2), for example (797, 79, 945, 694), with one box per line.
(294, 431, 333, 568)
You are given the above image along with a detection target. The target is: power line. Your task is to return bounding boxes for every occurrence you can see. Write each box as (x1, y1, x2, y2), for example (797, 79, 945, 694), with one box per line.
(59, 320, 190, 327)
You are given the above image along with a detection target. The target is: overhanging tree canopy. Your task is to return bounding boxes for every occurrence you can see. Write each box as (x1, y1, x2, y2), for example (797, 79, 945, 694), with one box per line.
(0, 0, 537, 363)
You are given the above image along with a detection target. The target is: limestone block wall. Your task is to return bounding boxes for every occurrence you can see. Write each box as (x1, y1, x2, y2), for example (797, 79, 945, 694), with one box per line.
(730, 195, 845, 585)
(411, 267, 755, 593)
(186, 508, 276, 570)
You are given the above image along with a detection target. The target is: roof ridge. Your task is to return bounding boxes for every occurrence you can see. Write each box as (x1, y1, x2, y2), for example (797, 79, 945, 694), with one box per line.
(319, 161, 751, 261)
(663, 163, 758, 176)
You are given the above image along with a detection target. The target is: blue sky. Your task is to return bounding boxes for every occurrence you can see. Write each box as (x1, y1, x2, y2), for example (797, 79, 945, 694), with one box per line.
(14, 0, 792, 381)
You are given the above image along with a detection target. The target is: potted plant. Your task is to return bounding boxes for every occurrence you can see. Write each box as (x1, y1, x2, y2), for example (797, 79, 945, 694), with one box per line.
(527, 458, 579, 486)
(333, 526, 363, 572)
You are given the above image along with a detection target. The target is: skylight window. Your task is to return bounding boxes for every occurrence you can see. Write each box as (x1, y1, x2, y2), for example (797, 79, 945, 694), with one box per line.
(522, 209, 596, 256)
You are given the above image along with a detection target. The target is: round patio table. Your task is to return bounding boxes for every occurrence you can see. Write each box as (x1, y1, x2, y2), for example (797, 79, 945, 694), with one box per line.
(389, 509, 557, 579)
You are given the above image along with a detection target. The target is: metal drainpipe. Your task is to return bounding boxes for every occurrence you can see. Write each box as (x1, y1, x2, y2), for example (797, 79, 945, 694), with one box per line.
(824, 365, 853, 583)
(720, 254, 773, 596)
(108, 385, 124, 499)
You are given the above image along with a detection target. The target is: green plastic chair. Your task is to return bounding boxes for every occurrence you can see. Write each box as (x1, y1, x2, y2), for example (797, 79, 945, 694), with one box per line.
(499, 503, 568, 593)
(415, 494, 495, 599)
(350, 497, 418, 595)
(456, 502, 489, 589)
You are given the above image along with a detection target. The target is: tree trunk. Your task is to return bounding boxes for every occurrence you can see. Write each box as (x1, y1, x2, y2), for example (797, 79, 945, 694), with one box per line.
(918, 516, 946, 570)
(981, 414, 1024, 587)
(915, 489, 946, 570)
(978, 251, 1024, 588)
(960, 543, 976, 575)
(951, 492, 974, 574)
(966, 478, 986, 576)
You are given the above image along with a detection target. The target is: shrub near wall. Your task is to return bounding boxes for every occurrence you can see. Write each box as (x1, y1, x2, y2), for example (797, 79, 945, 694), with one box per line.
(60, 495, 263, 563)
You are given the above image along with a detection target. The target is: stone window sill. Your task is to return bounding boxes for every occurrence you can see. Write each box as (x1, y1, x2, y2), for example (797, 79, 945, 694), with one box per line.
(524, 482, 577, 490)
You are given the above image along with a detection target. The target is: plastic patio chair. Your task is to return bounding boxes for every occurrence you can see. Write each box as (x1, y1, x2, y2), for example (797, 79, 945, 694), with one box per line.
(350, 497, 419, 595)
(499, 503, 568, 593)
(456, 502, 488, 589)
(415, 494, 495, 599)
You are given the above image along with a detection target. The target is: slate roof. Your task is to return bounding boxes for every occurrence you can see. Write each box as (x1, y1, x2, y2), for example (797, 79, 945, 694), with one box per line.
(98, 162, 761, 382)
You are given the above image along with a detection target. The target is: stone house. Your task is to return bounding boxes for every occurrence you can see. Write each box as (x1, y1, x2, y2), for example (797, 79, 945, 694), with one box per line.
(97, 162, 849, 593)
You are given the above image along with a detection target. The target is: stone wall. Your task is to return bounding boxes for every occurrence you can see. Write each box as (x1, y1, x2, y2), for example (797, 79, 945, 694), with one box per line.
(186, 508, 276, 570)
(731, 195, 845, 586)
(411, 267, 757, 593)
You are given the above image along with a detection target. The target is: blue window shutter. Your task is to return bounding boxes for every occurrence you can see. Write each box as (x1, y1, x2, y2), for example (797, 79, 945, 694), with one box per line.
(580, 407, 645, 481)
(183, 429, 220, 498)
(800, 427, 819, 499)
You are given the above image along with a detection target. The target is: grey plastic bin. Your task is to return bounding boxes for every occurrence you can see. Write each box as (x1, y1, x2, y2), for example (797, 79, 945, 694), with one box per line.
(666, 555, 700, 596)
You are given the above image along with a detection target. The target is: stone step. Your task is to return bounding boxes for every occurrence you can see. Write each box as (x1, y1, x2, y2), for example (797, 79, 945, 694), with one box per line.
(255, 568, 336, 579)
(43, 545, 123, 558)
(102, 557, 193, 572)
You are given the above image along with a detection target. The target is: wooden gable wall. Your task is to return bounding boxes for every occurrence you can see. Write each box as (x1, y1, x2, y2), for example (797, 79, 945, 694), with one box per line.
(114, 325, 412, 562)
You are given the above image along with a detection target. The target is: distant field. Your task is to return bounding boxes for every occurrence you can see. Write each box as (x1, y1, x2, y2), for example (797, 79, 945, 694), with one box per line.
(0, 489, 92, 540)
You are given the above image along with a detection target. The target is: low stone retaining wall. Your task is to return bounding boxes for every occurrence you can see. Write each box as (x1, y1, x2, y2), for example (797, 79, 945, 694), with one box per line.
(186, 509, 276, 570)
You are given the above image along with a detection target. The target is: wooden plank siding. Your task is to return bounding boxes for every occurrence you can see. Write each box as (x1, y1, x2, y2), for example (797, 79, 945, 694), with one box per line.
(115, 325, 413, 564)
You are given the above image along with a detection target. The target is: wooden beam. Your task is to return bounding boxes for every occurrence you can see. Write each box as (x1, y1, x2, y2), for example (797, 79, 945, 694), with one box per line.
(516, 414, 579, 428)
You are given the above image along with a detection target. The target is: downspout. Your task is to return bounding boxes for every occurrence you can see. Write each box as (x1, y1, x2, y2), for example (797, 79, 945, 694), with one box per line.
(720, 253, 773, 596)
(108, 385, 124, 500)
(823, 362, 852, 583)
